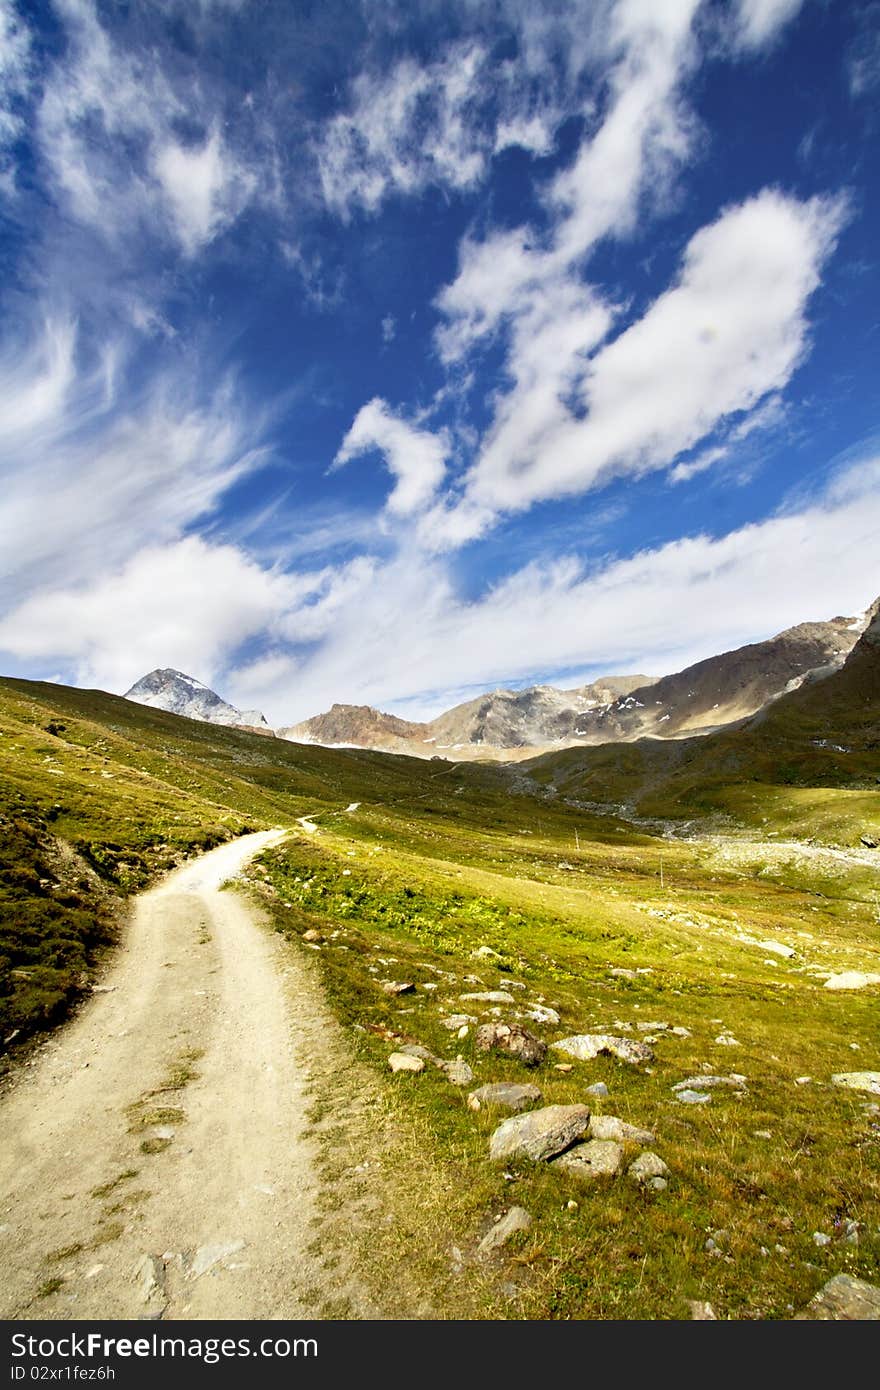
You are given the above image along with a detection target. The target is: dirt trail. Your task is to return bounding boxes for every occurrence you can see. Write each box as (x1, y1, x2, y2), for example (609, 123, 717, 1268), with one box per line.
(0, 830, 333, 1321)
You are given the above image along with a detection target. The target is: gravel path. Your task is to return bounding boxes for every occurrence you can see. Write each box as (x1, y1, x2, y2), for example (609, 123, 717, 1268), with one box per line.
(0, 830, 330, 1321)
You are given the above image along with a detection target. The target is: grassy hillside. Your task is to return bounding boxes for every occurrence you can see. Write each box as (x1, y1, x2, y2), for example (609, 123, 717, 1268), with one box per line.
(0, 675, 510, 1046)
(521, 615, 880, 844)
(1, 670, 878, 1319)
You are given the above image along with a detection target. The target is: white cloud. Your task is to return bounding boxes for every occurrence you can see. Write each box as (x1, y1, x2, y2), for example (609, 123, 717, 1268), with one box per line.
(433, 189, 844, 538)
(0, 537, 295, 694)
(0, 316, 269, 597)
(256, 456, 880, 722)
(152, 126, 256, 256)
(315, 44, 488, 219)
(35, 0, 263, 255)
(333, 399, 448, 517)
(732, 0, 805, 51)
(0, 0, 30, 166)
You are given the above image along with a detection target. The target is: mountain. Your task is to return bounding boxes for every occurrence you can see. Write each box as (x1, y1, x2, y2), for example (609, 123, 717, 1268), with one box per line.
(281, 606, 867, 759)
(278, 676, 653, 757)
(124, 668, 272, 733)
(521, 595, 880, 821)
(569, 613, 865, 744)
(424, 676, 653, 749)
(277, 703, 427, 753)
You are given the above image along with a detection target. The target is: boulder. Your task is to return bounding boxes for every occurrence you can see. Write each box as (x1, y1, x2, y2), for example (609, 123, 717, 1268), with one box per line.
(477, 1206, 533, 1255)
(553, 1034, 653, 1065)
(628, 1151, 671, 1184)
(526, 1005, 560, 1025)
(823, 972, 880, 991)
(389, 1053, 424, 1074)
(489, 1104, 591, 1163)
(443, 1057, 475, 1087)
(382, 980, 415, 996)
(795, 1274, 880, 1320)
(467, 1082, 543, 1114)
(590, 1115, 655, 1144)
(551, 1139, 624, 1181)
(475, 1022, 547, 1067)
(831, 1071, 880, 1096)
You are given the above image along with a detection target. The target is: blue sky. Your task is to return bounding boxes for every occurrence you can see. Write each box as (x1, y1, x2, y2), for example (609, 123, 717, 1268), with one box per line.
(0, 0, 878, 724)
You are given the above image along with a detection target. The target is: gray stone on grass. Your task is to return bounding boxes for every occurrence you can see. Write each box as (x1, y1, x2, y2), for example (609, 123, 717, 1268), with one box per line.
(553, 1034, 653, 1065)
(824, 972, 880, 991)
(460, 990, 515, 1004)
(831, 1071, 880, 1097)
(477, 1206, 533, 1255)
(589, 1115, 655, 1144)
(442, 1057, 474, 1087)
(476, 1022, 547, 1067)
(689, 1300, 717, 1320)
(441, 1014, 477, 1030)
(551, 1139, 624, 1181)
(388, 1052, 425, 1074)
(489, 1104, 591, 1163)
(585, 1082, 609, 1098)
(676, 1089, 711, 1105)
(628, 1151, 670, 1184)
(467, 1082, 543, 1114)
(795, 1274, 880, 1320)
(526, 1004, 560, 1025)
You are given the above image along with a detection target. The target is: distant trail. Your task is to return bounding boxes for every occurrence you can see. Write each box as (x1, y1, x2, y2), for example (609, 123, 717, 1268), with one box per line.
(0, 830, 333, 1321)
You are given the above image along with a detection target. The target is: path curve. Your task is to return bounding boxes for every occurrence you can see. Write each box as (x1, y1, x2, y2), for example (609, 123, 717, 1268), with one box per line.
(0, 829, 326, 1321)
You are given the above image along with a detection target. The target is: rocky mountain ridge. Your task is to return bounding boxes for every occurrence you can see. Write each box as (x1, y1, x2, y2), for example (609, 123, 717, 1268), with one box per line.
(123, 668, 271, 733)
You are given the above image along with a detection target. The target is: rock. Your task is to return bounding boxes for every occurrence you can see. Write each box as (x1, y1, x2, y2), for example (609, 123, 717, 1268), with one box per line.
(610, 967, 637, 979)
(689, 1300, 717, 1320)
(676, 1089, 712, 1104)
(714, 1033, 740, 1046)
(647, 1176, 668, 1191)
(585, 1082, 609, 1098)
(489, 1104, 591, 1163)
(389, 1053, 425, 1074)
(824, 972, 880, 991)
(812, 1232, 831, 1247)
(382, 980, 415, 996)
(589, 1115, 655, 1144)
(398, 1043, 441, 1064)
(133, 1254, 166, 1310)
(796, 1273, 880, 1320)
(467, 1082, 543, 1113)
(189, 1240, 245, 1279)
(673, 1074, 746, 1091)
(475, 1022, 547, 1066)
(460, 991, 515, 1004)
(477, 1206, 533, 1255)
(860, 834, 878, 849)
(525, 1005, 560, 1025)
(756, 939, 796, 958)
(636, 1021, 668, 1032)
(670, 1026, 691, 1038)
(628, 1151, 670, 1184)
(302, 929, 322, 943)
(441, 1014, 477, 1030)
(473, 945, 502, 960)
(552, 1034, 653, 1065)
(551, 1139, 625, 1181)
(443, 1057, 475, 1086)
(831, 1071, 880, 1096)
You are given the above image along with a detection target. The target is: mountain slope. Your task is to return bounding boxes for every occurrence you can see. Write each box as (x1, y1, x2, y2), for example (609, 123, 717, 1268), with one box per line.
(522, 597, 880, 838)
(281, 606, 865, 759)
(124, 668, 271, 732)
(569, 615, 863, 743)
